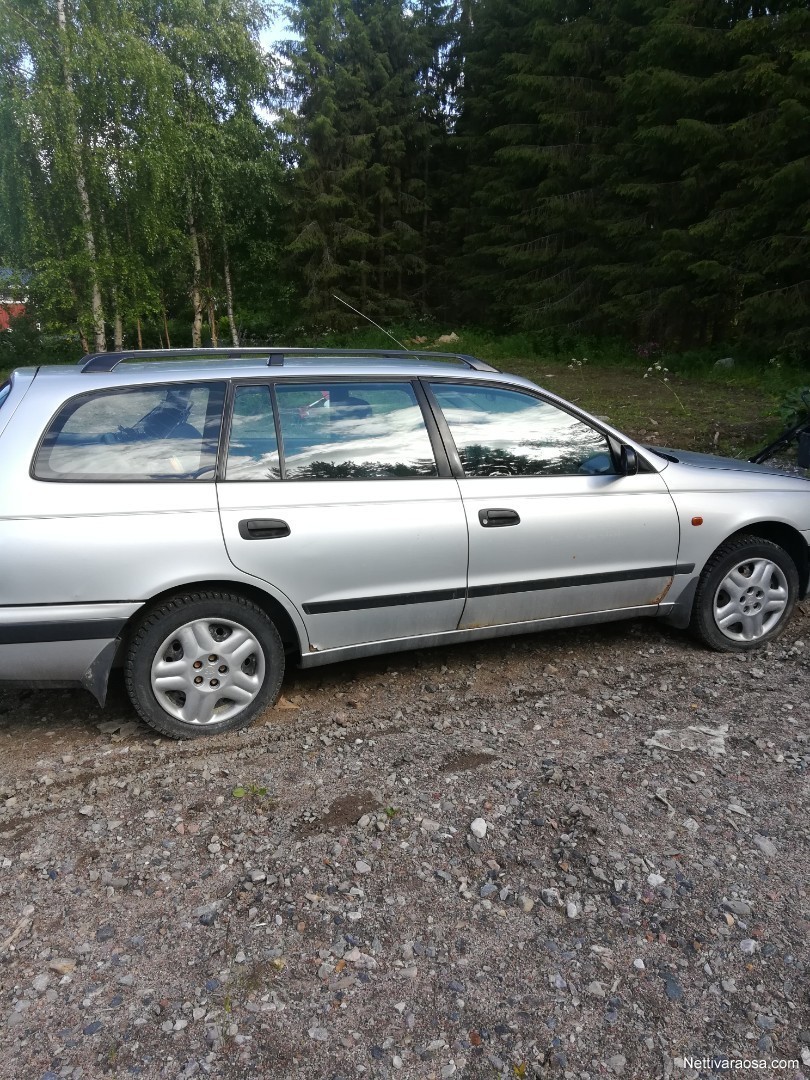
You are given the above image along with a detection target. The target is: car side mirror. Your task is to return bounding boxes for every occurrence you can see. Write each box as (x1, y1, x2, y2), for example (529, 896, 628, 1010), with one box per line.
(619, 444, 638, 476)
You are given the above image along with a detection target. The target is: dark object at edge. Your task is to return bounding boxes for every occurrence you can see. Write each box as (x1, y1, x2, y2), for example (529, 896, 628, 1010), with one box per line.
(749, 391, 810, 467)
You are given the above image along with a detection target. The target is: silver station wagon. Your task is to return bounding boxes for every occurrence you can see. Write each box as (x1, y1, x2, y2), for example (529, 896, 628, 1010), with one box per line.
(1, 348, 808, 738)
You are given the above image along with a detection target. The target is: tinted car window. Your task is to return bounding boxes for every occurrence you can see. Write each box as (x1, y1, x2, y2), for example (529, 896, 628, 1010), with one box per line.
(225, 385, 281, 480)
(276, 381, 438, 480)
(431, 383, 614, 477)
(34, 382, 225, 481)
(0, 381, 10, 412)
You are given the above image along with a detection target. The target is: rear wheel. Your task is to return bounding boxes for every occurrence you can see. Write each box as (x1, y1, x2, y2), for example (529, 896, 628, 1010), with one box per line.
(690, 535, 798, 651)
(125, 591, 284, 738)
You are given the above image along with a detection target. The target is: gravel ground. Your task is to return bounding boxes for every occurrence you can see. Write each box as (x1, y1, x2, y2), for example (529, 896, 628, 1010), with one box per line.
(1, 612, 808, 1080)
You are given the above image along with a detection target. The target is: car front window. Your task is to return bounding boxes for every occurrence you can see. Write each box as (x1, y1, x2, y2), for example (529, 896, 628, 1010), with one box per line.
(34, 381, 226, 481)
(275, 381, 438, 480)
(430, 382, 615, 477)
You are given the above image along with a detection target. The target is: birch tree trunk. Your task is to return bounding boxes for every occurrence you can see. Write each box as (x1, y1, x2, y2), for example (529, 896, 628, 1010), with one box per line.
(56, 0, 106, 352)
(223, 239, 239, 346)
(113, 297, 123, 350)
(188, 210, 204, 347)
(205, 246, 218, 346)
(78, 326, 89, 354)
(208, 298, 219, 346)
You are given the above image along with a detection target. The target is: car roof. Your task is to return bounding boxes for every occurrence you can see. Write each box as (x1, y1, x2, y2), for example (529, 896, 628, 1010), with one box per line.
(28, 349, 525, 387)
(32, 358, 511, 378)
(77, 347, 498, 374)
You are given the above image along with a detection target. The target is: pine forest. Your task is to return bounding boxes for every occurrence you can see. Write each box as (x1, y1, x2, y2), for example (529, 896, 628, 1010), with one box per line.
(1, 0, 808, 360)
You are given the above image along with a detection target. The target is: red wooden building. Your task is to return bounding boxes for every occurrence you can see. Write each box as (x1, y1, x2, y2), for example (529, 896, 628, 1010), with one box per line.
(0, 269, 29, 330)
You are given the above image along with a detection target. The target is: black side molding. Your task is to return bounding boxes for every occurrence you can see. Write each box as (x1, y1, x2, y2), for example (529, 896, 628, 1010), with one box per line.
(301, 564, 696, 615)
(0, 619, 127, 644)
(469, 564, 695, 599)
(303, 587, 465, 615)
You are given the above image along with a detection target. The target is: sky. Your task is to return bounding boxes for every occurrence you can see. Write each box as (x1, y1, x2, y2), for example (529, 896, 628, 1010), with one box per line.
(259, 12, 293, 50)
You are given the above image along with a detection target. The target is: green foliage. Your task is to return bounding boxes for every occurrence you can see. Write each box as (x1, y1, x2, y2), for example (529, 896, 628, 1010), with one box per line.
(0, 315, 80, 367)
(0, 0, 285, 348)
(450, 0, 810, 357)
(1, 0, 808, 360)
(777, 386, 810, 428)
(231, 782, 269, 799)
(279, 0, 460, 326)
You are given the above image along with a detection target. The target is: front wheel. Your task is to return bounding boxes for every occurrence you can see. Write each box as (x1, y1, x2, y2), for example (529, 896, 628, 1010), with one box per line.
(690, 535, 799, 651)
(125, 591, 285, 738)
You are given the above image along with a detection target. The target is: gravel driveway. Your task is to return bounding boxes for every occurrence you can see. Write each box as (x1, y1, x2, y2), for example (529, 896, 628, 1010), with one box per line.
(1, 612, 808, 1080)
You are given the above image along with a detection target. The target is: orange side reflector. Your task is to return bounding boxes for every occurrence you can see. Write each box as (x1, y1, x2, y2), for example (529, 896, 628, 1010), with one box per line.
(691, 516, 703, 526)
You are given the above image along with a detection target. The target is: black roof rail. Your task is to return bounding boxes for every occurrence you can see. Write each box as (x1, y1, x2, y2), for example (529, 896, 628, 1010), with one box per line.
(78, 347, 498, 374)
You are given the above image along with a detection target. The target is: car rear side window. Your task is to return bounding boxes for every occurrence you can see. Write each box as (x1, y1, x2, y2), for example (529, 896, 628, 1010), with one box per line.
(34, 382, 226, 481)
(225, 385, 281, 480)
(430, 382, 614, 477)
(0, 381, 10, 410)
(274, 381, 438, 480)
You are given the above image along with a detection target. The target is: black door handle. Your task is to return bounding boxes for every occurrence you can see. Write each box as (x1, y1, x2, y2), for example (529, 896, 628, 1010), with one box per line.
(478, 508, 520, 527)
(238, 518, 290, 540)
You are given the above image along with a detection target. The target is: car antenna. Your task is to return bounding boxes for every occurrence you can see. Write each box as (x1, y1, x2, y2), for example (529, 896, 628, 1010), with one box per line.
(332, 294, 420, 359)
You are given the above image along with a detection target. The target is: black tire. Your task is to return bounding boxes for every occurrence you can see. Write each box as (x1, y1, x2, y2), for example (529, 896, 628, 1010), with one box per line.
(125, 591, 285, 739)
(690, 534, 799, 652)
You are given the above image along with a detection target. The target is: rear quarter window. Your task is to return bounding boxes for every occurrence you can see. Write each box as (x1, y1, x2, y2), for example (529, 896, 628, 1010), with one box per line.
(33, 381, 225, 481)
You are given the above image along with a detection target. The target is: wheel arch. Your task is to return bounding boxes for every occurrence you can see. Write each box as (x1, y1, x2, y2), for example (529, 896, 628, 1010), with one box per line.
(730, 521, 809, 599)
(664, 519, 808, 630)
(85, 580, 303, 709)
(115, 579, 304, 666)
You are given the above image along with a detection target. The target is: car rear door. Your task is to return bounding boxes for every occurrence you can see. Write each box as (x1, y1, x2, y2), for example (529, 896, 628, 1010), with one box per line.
(426, 379, 682, 630)
(216, 378, 468, 651)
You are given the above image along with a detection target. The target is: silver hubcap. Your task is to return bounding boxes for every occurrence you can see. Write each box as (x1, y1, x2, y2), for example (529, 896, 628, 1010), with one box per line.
(713, 557, 788, 642)
(150, 617, 265, 726)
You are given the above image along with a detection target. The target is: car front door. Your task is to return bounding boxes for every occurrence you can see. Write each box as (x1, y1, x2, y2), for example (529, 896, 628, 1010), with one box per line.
(216, 379, 468, 652)
(426, 380, 681, 630)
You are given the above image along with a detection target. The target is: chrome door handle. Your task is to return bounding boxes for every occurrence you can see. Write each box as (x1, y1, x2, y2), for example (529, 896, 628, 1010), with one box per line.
(478, 508, 520, 527)
(238, 518, 290, 540)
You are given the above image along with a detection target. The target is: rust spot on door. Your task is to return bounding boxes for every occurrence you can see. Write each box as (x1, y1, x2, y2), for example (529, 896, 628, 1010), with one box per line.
(650, 577, 674, 604)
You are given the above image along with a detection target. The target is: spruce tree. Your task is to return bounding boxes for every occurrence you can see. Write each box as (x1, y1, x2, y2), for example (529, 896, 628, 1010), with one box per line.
(281, 0, 457, 325)
(453, 0, 643, 334)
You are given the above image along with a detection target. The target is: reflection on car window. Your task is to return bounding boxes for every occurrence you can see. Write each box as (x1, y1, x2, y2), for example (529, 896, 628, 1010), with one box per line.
(276, 382, 437, 480)
(226, 385, 280, 480)
(34, 382, 225, 481)
(431, 383, 614, 477)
